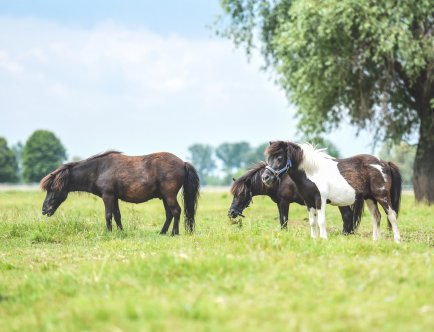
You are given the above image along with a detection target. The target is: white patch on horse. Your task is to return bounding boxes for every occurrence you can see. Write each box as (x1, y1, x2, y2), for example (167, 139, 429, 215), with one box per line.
(317, 198, 327, 239)
(298, 143, 356, 206)
(370, 164, 387, 182)
(366, 199, 381, 240)
(308, 207, 317, 238)
(387, 207, 401, 243)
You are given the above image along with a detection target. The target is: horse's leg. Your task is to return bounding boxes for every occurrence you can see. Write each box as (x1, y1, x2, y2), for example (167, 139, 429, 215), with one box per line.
(366, 199, 381, 240)
(377, 199, 401, 243)
(339, 206, 354, 235)
(277, 202, 287, 229)
(277, 203, 283, 227)
(166, 196, 181, 236)
(160, 199, 173, 235)
(280, 201, 289, 230)
(308, 207, 318, 238)
(317, 198, 328, 239)
(113, 199, 123, 231)
(102, 194, 115, 232)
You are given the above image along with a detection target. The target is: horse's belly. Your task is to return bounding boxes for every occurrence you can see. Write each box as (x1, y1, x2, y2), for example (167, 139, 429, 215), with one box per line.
(328, 190, 355, 206)
(118, 181, 157, 203)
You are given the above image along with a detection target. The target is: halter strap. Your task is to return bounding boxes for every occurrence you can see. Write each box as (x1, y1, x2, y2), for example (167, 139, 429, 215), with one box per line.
(265, 158, 292, 178)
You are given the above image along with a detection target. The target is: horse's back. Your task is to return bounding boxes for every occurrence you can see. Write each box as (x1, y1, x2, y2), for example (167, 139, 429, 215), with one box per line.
(99, 152, 186, 203)
(336, 154, 392, 193)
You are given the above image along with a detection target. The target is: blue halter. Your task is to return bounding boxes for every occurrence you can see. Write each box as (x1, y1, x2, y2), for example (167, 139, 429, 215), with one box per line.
(265, 158, 292, 178)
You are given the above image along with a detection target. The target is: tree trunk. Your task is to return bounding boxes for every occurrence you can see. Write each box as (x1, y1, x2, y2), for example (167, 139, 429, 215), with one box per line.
(413, 109, 434, 204)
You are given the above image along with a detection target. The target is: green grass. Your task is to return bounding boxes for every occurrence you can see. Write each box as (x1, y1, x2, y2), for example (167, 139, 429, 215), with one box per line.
(0, 190, 433, 332)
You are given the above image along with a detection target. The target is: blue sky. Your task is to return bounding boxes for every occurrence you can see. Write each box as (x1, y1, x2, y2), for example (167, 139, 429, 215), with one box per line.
(0, 0, 374, 161)
(0, 1, 219, 36)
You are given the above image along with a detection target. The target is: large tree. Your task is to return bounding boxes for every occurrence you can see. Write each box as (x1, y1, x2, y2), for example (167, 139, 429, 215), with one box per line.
(0, 137, 19, 183)
(188, 143, 217, 185)
(218, 0, 434, 203)
(22, 130, 67, 183)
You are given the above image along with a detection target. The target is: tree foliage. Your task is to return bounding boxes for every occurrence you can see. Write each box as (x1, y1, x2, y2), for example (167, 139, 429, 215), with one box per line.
(188, 144, 216, 185)
(188, 141, 274, 185)
(379, 141, 416, 187)
(22, 130, 67, 183)
(245, 142, 268, 165)
(0, 137, 19, 183)
(218, 0, 434, 202)
(215, 142, 252, 172)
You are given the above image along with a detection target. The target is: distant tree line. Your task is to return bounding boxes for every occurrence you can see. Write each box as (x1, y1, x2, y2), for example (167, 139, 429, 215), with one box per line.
(0, 131, 416, 188)
(0, 130, 66, 183)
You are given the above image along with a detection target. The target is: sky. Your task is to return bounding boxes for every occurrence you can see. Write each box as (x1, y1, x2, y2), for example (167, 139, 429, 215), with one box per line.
(0, 0, 375, 162)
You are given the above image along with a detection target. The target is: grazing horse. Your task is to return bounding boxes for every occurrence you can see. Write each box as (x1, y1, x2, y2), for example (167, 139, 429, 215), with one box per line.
(262, 141, 402, 243)
(228, 162, 357, 233)
(40, 151, 200, 235)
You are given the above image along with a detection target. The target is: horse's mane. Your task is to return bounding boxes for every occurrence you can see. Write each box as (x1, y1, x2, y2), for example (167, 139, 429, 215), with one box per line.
(265, 141, 287, 156)
(265, 141, 334, 172)
(84, 150, 122, 161)
(40, 163, 75, 191)
(298, 143, 335, 172)
(230, 162, 266, 196)
(265, 141, 304, 166)
(40, 150, 122, 191)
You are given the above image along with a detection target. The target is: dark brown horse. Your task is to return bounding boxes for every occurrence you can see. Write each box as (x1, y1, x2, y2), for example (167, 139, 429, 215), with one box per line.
(262, 141, 402, 242)
(40, 151, 200, 235)
(229, 162, 357, 233)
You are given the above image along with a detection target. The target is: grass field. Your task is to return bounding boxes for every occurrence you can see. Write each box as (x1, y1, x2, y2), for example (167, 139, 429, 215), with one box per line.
(0, 190, 433, 332)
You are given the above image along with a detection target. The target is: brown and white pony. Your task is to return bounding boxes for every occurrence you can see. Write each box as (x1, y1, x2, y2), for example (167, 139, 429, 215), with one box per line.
(40, 151, 200, 235)
(228, 162, 357, 234)
(262, 141, 402, 243)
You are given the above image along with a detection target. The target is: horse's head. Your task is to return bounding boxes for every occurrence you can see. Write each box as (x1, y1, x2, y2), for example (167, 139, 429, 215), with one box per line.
(228, 177, 253, 219)
(262, 141, 301, 187)
(40, 166, 70, 217)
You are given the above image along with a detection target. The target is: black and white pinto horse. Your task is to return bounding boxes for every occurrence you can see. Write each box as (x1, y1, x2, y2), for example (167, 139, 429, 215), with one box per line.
(262, 141, 402, 243)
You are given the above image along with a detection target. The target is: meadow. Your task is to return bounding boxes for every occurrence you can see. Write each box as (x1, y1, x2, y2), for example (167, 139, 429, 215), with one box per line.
(0, 190, 433, 332)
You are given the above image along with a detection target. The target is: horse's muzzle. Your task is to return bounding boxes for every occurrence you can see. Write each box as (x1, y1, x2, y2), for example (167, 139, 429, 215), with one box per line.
(42, 207, 54, 217)
(228, 208, 245, 219)
(261, 173, 276, 187)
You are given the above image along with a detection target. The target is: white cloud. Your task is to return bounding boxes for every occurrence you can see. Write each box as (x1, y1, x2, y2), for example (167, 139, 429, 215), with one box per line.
(0, 17, 373, 160)
(0, 50, 24, 74)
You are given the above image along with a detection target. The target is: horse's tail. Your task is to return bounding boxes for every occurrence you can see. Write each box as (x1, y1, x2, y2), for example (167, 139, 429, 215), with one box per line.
(352, 194, 364, 232)
(388, 161, 402, 215)
(183, 162, 200, 233)
(340, 206, 355, 235)
(341, 194, 364, 235)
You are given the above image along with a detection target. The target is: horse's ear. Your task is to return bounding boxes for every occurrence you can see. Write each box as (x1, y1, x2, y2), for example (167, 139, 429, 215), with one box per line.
(232, 178, 236, 182)
(269, 141, 272, 146)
